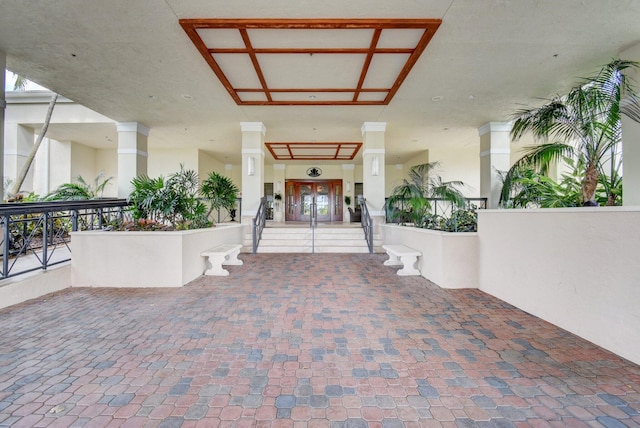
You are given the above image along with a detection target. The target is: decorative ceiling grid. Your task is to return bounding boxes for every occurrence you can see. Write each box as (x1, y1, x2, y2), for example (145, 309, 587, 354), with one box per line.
(266, 142, 362, 160)
(180, 18, 441, 106)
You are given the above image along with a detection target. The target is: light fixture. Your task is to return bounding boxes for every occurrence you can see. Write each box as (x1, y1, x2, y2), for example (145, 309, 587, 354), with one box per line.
(371, 156, 379, 176)
(346, 181, 351, 192)
(247, 156, 255, 176)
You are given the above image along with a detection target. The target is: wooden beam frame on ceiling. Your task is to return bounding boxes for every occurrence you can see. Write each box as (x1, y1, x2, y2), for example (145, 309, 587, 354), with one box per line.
(180, 18, 441, 106)
(266, 142, 362, 161)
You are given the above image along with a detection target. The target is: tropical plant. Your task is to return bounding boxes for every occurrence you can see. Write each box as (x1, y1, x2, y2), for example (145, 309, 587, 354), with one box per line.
(500, 155, 623, 209)
(44, 172, 113, 200)
(385, 162, 467, 228)
(128, 166, 209, 230)
(502, 59, 640, 207)
(200, 171, 239, 220)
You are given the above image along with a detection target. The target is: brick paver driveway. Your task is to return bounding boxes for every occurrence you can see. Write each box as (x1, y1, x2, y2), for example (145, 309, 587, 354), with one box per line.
(1, 253, 639, 427)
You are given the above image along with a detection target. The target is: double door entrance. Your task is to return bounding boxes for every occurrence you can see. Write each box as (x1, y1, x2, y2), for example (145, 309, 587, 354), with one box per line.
(285, 180, 343, 222)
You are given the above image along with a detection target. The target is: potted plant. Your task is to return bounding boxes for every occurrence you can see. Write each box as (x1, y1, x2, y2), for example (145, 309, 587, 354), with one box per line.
(344, 195, 351, 206)
(273, 193, 283, 222)
(200, 171, 239, 223)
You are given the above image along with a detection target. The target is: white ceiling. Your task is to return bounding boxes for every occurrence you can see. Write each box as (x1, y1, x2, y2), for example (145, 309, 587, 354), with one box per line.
(1, 0, 640, 165)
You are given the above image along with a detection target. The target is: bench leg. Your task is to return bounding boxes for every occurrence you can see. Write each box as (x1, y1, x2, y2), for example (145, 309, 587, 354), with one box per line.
(397, 255, 420, 276)
(383, 252, 403, 266)
(223, 248, 243, 266)
(203, 254, 229, 276)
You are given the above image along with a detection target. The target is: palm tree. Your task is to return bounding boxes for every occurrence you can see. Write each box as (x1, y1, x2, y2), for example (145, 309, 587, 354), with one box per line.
(7, 74, 58, 196)
(502, 59, 640, 206)
(200, 171, 239, 221)
(385, 162, 467, 227)
(44, 173, 113, 201)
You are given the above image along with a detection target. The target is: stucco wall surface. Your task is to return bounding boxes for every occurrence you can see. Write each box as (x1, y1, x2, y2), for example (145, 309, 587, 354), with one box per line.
(478, 207, 640, 365)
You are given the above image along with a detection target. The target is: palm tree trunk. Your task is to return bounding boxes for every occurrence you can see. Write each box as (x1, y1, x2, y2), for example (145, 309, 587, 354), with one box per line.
(582, 162, 599, 205)
(10, 93, 58, 196)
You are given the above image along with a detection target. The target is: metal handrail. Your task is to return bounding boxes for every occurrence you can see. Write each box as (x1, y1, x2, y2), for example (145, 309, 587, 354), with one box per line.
(252, 197, 267, 254)
(0, 198, 131, 280)
(359, 196, 374, 254)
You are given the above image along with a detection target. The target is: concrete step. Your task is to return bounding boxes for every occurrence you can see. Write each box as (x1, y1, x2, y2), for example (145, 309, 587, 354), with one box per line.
(242, 225, 382, 253)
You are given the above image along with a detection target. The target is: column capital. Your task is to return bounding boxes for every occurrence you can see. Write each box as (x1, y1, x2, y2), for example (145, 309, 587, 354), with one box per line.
(361, 122, 387, 135)
(273, 163, 286, 170)
(342, 164, 355, 170)
(478, 121, 511, 137)
(116, 121, 150, 136)
(240, 122, 266, 135)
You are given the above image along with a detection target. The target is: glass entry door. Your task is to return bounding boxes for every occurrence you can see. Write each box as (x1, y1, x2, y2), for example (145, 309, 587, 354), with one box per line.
(285, 180, 343, 222)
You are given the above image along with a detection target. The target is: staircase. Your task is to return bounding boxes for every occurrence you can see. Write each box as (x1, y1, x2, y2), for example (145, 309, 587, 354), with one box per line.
(242, 223, 383, 253)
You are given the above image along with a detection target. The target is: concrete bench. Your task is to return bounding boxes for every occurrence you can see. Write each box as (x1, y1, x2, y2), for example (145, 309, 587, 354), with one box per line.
(201, 244, 243, 276)
(382, 244, 422, 276)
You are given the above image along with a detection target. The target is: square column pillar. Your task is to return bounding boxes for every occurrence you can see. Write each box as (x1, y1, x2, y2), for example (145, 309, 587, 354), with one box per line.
(362, 122, 386, 228)
(4, 123, 35, 192)
(240, 122, 266, 224)
(621, 44, 640, 206)
(117, 122, 149, 198)
(342, 164, 355, 223)
(0, 51, 5, 201)
(622, 113, 640, 206)
(479, 122, 511, 208)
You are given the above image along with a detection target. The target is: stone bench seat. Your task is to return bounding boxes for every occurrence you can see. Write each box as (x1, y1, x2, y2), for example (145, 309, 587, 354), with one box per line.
(201, 244, 243, 276)
(382, 244, 422, 276)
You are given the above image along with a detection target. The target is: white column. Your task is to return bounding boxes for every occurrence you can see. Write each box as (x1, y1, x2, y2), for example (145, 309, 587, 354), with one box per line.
(479, 122, 511, 209)
(621, 43, 640, 206)
(4, 123, 35, 192)
(622, 114, 640, 206)
(362, 122, 386, 228)
(240, 122, 266, 224)
(0, 51, 4, 201)
(117, 122, 149, 198)
(342, 164, 355, 223)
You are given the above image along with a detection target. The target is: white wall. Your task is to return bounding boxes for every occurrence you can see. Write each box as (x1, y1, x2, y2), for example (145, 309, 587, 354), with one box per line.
(428, 147, 480, 197)
(95, 149, 118, 197)
(478, 208, 640, 365)
(70, 142, 97, 183)
(382, 224, 478, 289)
(148, 148, 199, 178)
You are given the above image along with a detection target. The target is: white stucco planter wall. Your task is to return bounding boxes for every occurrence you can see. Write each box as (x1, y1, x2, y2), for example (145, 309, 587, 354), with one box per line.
(381, 224, 478, 289)
(71, 224, 244, 288)
(478, 207, 640, 365)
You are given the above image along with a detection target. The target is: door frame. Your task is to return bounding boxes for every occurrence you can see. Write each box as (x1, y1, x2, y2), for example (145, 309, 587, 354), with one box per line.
(284, 179, 343, 222)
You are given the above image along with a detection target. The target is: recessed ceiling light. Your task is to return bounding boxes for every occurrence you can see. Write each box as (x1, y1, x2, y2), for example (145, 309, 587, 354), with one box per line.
(431, 95, 444, 102)
(149, 95, 157, 100)
(309, 95, 316, 100)
(182, 94, 194, 100)
(468, 95, 475, 100)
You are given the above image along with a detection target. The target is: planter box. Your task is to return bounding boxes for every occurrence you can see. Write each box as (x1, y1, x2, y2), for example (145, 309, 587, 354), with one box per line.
(71, 224, 245, 288)
(381, 224, 478, 289)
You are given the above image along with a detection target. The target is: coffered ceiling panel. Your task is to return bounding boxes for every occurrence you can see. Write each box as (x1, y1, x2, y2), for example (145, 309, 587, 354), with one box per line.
(180, 18, 442, 106)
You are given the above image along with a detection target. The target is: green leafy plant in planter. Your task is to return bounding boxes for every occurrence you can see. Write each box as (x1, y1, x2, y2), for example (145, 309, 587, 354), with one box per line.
(501, 59, 640, 207)
(44, 172, 113, 201)
(344, 195, 351, 206)
(128, 166, 209, 230)
(385, 162, 467, 228)
(200, 171, 239, 221)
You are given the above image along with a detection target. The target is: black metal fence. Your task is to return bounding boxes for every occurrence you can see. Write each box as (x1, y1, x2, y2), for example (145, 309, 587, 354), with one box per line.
(385, 197, 488, 232)
(0, 199, 131, 280)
